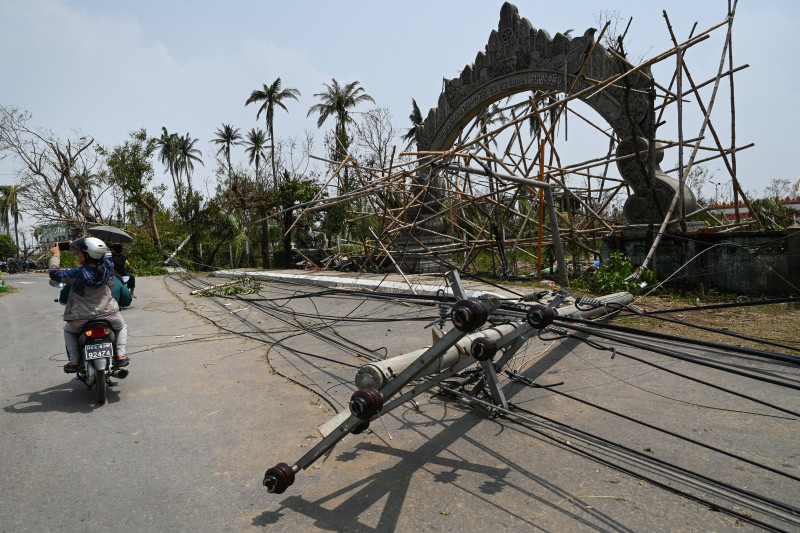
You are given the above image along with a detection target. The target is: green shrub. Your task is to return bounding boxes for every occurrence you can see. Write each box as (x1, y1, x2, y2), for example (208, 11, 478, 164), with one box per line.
(576, 250, 655, 294)
(594, 251, 634, 293)
(129, 258, 168, 277)
(0, 234, 18, 259)
(127, 233, 168, 276)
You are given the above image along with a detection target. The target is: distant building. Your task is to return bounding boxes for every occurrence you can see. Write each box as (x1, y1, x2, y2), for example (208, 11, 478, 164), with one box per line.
(37, 224, 80, 253)
(709, 197, 800, 222)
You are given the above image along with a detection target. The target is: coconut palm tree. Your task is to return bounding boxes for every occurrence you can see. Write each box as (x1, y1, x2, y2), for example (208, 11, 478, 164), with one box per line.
(242, 127, 271, 269)
(0, 185, 26, 255)
(307, 78, 374, 156)
(211, 123, 243, 177)
(243, 128, 269, 178)
(401, 98, 423, 150)
(155, 127, 182, 206)
(527, 90, 559, 140)
(175, 132, 204, 195)
(477, 102, 509, 145)
(245, 78, 300, 188)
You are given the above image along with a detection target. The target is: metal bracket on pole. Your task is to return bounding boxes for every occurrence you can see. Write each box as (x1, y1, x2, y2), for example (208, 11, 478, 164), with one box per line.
(479, 359, 508, 410)
(290, 320, 473, 474)
(445, 270, 467, 300)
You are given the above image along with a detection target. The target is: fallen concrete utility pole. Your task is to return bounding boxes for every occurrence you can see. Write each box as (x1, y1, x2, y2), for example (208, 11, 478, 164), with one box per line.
(354, 291, 631, 392)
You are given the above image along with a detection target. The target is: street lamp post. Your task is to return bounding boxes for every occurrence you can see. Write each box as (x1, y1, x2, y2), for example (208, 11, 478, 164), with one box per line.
(709, 180, 720, 205)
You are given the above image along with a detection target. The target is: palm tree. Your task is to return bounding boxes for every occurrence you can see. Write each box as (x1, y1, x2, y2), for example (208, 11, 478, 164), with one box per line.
(176, 132, 204, 195)
(477, 102, 509, 144)
(307, 78, 374, 156)
(0, 185, 26, 255)
(155, 129, 203, 220)
(211, 124, 243, 177)
(155, 127, 182, 206)
(402, 98, 423, 150)
(243, 128, 268, 178)
(242, 127, 271, 269)
(173, 132, 204, 263)
(475, 103, 509, 234)
(245, 78, 301, 188)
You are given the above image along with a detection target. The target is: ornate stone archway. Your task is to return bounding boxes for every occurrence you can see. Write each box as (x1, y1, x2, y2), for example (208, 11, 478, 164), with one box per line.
(415, 2, 695, 224)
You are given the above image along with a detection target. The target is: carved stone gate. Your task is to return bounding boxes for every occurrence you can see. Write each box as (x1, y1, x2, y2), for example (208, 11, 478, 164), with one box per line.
(396, 3, 696, 271)
(413, 2, 695, 229)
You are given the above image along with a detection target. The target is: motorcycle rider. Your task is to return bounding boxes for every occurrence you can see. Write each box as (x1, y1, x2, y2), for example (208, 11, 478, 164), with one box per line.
(49, 237, 129, 373)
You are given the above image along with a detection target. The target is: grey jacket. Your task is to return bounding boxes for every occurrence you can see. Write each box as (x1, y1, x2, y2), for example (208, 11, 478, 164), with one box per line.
(49, 256, 119, 321)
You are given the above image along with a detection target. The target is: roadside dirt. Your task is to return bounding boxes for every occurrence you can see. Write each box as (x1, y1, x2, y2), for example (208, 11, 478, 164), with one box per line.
(492, 276, 799, 356)
(615, 295, 800, 355)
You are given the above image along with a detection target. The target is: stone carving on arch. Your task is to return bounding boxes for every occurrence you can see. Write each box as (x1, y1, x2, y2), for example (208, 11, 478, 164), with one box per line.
(415, 2, 695, 225)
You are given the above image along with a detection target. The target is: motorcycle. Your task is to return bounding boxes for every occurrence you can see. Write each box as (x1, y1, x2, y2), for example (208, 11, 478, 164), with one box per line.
(72, 319, 128, 405)
(55, 283, 128, 404)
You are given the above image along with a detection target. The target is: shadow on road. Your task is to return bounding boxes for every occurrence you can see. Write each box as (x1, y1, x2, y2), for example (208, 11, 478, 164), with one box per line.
(3, 378, 120, 414)
(250, 336, 631, 532)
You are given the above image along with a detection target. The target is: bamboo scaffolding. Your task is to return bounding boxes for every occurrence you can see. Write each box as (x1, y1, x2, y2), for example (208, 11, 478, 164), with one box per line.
(276, 5, 752, 286)
(639, 1, 741, 272)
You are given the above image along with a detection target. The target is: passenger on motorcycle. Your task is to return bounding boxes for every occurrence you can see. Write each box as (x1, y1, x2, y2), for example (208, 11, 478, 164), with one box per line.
(110, 243, 136, 298)
(49, 237, 129, 373)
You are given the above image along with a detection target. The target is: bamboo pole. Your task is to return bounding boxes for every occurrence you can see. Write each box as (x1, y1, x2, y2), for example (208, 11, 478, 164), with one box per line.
(728, 0, 740, 222)
(537, 139, 545, 281)
(663, 6, 760, 229)
(640, 2, 739, 272)
(369, 228, 417, 295)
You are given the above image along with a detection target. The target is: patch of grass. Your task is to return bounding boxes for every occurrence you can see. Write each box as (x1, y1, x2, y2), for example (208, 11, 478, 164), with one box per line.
(616, 295, 800, 355)
(0, 284, 18, 295)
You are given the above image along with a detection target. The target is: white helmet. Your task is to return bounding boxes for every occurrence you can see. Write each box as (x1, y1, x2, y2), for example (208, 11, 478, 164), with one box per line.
(71, 236, 108, 260)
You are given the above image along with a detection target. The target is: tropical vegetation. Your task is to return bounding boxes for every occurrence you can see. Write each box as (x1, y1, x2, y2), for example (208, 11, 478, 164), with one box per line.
(0, 78, 385, 271)
(0, 77, 791, 282)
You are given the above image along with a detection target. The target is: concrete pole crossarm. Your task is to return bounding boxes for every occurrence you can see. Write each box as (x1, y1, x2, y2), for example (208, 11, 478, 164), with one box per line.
(355, 322, 520, 390)
(294, 320, 475, 472)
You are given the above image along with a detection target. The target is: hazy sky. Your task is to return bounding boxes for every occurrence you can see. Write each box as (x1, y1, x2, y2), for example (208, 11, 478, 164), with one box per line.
(1, 0, 797, 207)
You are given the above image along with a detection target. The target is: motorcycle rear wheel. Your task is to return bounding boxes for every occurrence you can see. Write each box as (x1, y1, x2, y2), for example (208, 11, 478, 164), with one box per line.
(96, 371, 107, 405)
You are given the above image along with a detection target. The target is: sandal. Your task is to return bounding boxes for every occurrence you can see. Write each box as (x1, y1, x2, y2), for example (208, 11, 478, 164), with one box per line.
(115, 356, 130, 367)
(64, 362, 80, 373)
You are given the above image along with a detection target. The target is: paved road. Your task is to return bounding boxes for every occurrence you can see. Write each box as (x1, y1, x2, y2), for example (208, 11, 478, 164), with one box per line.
(1, 271, 798, 532)
(0, 272, 323, 532)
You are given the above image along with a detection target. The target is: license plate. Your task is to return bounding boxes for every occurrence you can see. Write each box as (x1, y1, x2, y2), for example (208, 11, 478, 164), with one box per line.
(84, 343, 114, 360)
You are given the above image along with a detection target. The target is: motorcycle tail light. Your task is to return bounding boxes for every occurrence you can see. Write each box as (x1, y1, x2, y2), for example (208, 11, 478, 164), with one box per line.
(86, 327, 111, 338)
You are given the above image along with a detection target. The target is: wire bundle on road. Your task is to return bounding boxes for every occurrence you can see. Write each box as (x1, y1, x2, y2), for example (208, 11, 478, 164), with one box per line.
(164, 268, 800, 530)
